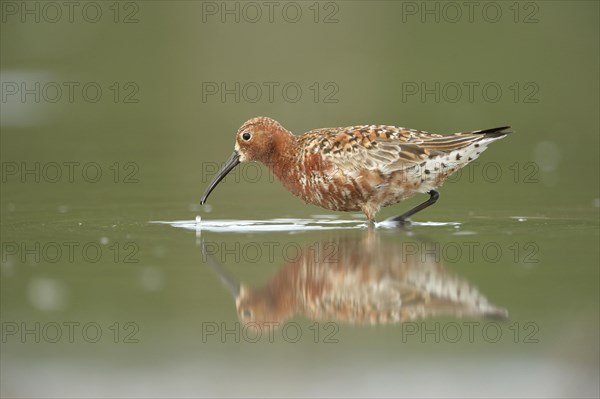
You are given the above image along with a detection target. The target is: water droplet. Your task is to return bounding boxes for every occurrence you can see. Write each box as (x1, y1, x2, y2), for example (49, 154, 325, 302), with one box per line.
(99, 237, 110, 245)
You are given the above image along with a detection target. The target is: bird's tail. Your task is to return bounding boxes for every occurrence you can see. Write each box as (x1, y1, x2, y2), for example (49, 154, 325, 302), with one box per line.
(470, 126, 512, 138)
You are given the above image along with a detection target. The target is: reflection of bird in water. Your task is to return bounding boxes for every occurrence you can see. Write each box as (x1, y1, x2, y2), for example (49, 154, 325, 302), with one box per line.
(203, 236, 508, 325)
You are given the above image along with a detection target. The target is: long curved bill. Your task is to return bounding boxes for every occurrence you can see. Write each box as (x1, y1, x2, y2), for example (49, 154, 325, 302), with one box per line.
(200, 151, 240, 205)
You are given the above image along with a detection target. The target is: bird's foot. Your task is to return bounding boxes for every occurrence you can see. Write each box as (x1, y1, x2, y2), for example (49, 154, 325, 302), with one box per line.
(385, 216, 413, 227)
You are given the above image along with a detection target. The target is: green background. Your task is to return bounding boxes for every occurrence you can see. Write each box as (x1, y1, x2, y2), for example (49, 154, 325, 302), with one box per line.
(1, 1, 598, 397)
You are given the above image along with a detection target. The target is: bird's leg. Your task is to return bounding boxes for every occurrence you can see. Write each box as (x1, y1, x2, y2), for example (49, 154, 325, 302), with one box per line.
(387, 190, 440, 224)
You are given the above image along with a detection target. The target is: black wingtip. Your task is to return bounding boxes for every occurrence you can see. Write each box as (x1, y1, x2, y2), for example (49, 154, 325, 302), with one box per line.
(476, 126, 512, 137)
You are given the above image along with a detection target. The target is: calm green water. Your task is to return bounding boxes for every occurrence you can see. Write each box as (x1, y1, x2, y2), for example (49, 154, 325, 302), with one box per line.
(1, 1, 599, 397)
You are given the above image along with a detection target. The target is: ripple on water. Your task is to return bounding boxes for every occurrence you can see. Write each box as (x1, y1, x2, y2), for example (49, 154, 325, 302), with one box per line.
(151, 217, 461, 233)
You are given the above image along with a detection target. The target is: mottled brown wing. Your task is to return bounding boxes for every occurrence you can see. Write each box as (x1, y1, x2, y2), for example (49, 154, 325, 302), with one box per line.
(300, 125, 504, 175)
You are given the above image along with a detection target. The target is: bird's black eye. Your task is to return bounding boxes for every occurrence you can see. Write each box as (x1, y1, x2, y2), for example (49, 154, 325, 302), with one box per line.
(242, 309, 252, 318)
(242, 132, 251, 141)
